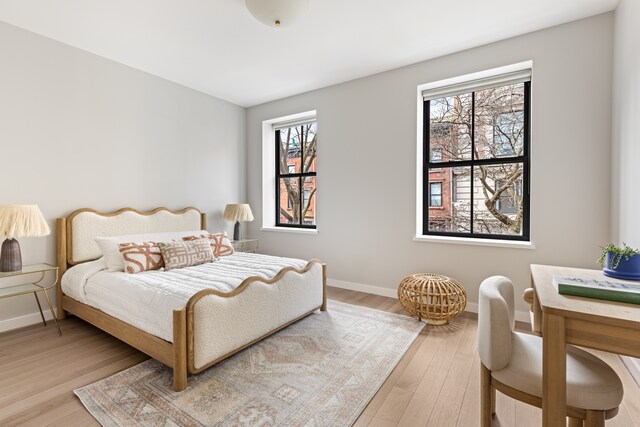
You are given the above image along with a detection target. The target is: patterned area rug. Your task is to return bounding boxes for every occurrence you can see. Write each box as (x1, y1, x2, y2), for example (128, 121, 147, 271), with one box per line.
(75, 300, 424, 426)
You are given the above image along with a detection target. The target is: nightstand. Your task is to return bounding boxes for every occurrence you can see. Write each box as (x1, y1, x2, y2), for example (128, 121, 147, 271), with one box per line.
(0, 263, 61, 335)
(232, 238, 258, 253)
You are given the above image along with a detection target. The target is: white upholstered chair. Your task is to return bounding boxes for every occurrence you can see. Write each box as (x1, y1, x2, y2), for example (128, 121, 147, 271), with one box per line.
(478, 276, 623, 427)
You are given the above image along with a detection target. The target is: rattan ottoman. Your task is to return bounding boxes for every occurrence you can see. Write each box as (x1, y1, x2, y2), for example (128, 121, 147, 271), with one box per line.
(398, 273, 467, 325)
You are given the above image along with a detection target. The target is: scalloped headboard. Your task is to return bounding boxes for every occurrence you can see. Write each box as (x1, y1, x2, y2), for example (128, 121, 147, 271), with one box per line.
(63, 207, 205, 265)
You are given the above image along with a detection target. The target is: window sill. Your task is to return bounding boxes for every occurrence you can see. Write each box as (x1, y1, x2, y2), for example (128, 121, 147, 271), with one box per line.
(261, 226, 318, 235)
(413, 235, 535, 249)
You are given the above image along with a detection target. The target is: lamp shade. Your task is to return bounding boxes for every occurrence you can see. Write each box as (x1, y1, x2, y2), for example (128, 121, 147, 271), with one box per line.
(0, 205, 51, 239)
(223, 204, 254, 222)
(245, 0, 309, 28)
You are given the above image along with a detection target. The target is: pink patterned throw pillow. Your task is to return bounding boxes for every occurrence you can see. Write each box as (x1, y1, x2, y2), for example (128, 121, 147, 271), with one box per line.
(118, 242, 165, 274)
(183, 232, 234, 257)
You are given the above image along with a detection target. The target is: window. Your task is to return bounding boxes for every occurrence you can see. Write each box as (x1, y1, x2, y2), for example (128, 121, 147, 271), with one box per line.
(276, 121, 317, 228)
(261, 110, 317, 233)
(421, 66, 530, 241)
(429, 182, 442, 207)
(496, 179, 522, 214)
(493, 111, 524, 157)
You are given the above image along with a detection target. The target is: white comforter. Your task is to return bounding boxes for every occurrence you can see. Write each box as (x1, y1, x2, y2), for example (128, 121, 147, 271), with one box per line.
(62, 252, 309, 342)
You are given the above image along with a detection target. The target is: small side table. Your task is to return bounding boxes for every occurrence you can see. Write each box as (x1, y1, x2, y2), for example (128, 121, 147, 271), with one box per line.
(0, 263, 61, 335)
(232, 238, 259, 253)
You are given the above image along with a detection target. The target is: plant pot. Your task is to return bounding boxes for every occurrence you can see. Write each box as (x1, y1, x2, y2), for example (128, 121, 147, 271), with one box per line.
(603, 251, 640, 280)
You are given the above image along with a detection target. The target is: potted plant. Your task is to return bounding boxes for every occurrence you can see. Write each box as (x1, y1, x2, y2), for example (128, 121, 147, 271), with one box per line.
(598, 243, 640, 280)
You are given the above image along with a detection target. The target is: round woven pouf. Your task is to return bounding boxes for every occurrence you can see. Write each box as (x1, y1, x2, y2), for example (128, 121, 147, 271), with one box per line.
(397, 274, 467, 325)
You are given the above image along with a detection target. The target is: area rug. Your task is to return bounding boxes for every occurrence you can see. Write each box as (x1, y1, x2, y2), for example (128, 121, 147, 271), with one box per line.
(75, 300, 424, 427)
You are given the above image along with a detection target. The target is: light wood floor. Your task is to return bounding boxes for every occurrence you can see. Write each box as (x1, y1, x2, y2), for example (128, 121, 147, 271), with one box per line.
(1, 287, 639, 426)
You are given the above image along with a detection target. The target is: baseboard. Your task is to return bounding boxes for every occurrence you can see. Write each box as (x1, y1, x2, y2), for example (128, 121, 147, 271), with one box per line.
(622, 356, 640, 387)
(328, 277, 531, 323)
(0, 308, 57, 333)
(463, 301, 533, 323)
(329, 278, 399, 299)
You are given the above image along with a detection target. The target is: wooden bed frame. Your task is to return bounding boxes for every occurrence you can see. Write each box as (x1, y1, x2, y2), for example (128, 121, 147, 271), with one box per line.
(55, 207, 327, 391)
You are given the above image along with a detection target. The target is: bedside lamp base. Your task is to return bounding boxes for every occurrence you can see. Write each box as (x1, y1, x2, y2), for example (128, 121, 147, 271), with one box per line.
(1, 238, 22, 272)
(233, 221, 242, 241)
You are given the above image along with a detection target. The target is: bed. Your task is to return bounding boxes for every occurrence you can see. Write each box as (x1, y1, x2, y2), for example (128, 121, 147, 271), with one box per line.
(55, 207, 327, 391)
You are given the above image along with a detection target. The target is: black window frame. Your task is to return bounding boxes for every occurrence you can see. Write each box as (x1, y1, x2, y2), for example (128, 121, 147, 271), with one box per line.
(275, 124, 317, 229)
(422, 81, 531, 241)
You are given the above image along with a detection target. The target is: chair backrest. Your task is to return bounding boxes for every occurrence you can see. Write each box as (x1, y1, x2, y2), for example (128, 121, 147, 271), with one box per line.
(478, 276, 515, 371)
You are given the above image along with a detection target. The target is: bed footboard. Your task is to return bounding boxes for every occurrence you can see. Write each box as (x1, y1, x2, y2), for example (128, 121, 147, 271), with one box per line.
(182, 260, 326, 382)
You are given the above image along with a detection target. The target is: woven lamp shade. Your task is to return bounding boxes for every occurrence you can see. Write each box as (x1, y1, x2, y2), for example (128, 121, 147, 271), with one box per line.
(223, 204, 254, 222)
(0, 205, 50, 239)
(398, 273, 467, 325)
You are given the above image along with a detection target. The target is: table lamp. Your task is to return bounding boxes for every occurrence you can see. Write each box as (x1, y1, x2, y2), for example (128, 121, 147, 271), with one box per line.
(223, 204, 254, 241)
(0, 205, 51, 272)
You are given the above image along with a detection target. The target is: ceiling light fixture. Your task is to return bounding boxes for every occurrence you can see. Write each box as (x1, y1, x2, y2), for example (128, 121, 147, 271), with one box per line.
(245, 0, 309, 28)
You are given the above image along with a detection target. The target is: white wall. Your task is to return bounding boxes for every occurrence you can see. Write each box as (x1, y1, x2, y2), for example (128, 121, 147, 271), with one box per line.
(246, 13, 614, 314)
(0, 21, 246, 329)
(611, 0, 640, 247)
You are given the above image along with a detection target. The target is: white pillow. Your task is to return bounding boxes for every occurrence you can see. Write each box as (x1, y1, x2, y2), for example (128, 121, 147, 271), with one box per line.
(96, 230, 207, 272)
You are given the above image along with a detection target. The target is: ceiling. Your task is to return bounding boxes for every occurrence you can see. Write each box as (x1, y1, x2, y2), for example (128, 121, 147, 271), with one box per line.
(0, 0, 618, 107)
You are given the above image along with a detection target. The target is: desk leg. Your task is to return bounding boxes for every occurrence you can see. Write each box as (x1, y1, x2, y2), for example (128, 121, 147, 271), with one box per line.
(531, 277, 543, 335)
(542, 312, 566, 427)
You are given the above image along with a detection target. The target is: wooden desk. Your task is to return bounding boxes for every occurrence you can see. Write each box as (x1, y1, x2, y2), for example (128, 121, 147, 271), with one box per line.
(531, 264, 640, 427)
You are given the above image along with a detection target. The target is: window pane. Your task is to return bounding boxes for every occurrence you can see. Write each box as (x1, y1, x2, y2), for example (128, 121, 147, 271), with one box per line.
(427, 166, 471, 233)
(302, 122, 317, 173)
(429, 94, 472, 162)
(472, 163, 524, 236)
(474, 83, 525, 159)
(278, 127, 302, 174)
(279, 177, 300, 225)
(429, 182, 442, 207)
(302, 176, 316, 225)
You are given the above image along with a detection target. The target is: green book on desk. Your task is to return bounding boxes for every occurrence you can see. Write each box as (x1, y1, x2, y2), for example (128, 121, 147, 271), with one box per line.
(553, 275, 640, 304)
